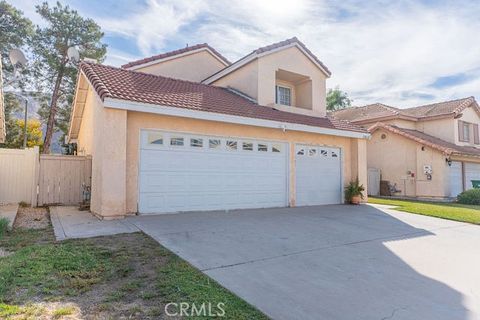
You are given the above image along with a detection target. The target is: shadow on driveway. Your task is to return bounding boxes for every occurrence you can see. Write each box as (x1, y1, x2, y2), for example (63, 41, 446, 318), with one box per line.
(128, 204, 477, 320)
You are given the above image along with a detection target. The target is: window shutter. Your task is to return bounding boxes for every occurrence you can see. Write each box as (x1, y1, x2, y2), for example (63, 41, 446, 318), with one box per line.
(474, 124, 479, 144)
(458, 121, 464, 141)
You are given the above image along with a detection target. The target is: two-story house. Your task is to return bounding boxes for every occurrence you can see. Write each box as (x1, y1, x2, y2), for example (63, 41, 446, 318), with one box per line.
(67, 37, 369, 219)
(332, 97, 480, 199)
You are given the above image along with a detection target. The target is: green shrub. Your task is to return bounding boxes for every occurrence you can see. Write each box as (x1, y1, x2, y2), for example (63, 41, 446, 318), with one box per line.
(345, 177, 365, 202)
(0, 218, 9, 239)
(457, 189, 480, 205)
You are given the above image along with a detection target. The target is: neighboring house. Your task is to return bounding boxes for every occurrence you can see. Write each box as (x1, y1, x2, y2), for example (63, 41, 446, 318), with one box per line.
(68, 37, 369, 219)
(0, 56, 5, 143)
(332, 97, 480, 199)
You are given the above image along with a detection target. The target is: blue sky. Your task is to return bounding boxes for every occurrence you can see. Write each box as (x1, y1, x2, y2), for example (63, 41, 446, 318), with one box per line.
(11, 0, 480, 107)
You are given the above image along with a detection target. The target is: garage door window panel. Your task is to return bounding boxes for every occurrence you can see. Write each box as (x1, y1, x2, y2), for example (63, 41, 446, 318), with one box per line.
(272, 144, 282, 153)
(171, 137, 184, 146)
(190, 138, 203, 148)
(258, 143, 268, 152)
(226, 140, 237, 150)
(243, 142, 253, 151)
(148, 132, 163, 145)
(209, 139, 221, 149)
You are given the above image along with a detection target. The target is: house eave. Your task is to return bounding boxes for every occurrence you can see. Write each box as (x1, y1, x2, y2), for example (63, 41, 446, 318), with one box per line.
(125, 47, 230, 71)
(103, 97, 370, 140)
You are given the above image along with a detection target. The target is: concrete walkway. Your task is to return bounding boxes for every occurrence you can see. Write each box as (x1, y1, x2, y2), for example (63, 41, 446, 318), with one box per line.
(50, 206, 139, 240)
(0, 204, 19, 229)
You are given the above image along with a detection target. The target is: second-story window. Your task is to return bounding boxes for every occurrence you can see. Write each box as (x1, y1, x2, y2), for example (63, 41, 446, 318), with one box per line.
(459, 120, 471, 142)
(276, 85, 291, 106)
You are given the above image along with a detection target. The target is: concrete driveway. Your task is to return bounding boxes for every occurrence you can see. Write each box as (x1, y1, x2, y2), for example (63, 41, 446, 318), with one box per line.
(128, 204, 480, 320)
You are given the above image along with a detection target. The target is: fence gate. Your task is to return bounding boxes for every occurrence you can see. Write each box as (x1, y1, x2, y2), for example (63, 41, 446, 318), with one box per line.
(38, 155, 91, 206)
(367, 168, 381, 196)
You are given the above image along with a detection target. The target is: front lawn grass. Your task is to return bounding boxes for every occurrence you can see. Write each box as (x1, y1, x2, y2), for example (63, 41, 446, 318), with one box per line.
(0, 226, 268, 319)
(369, 197, 480, 224)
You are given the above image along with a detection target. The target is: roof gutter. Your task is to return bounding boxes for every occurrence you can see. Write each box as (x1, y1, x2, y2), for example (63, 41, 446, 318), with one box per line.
(103, 97, 370, 140)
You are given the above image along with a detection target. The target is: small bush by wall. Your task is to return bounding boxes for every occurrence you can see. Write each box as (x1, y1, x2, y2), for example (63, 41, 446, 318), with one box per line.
(457, 189, 480, 205)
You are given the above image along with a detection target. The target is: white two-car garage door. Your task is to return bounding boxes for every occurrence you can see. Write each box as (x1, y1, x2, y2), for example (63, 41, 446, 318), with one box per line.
(139, 130, 288, 214)
(295, 144, 342, 206)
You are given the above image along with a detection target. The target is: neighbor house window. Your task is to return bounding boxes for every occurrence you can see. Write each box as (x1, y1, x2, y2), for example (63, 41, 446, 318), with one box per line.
(272, 144, 282, 153)
(275, 85, 291, 106)
(474, 124, 480, 145)
(459, 121, 471, 142)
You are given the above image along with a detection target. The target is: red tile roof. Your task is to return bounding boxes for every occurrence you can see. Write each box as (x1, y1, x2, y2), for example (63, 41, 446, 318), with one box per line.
(369, 123, 480, 157)
(400, 96, 477, 118)
(80, 62, 366, 134)
(121, 43, 231, 69)
(330, 103, 402, 122)
(332, 97, 479, 123)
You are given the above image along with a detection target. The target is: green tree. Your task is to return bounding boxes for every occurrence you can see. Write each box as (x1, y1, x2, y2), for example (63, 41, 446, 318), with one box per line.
(31, 1, 107, 153)
(0, 0, 33, 84)
(1, 93, 22, 148)
(0, 93, 42, 149)
(10, 119, 43, 149)
(326, 87, 352, 111)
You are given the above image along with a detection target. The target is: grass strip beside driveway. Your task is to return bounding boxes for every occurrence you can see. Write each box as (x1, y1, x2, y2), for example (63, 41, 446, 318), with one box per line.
(369, 197, 480, 224)
(0, 226, 267, 319)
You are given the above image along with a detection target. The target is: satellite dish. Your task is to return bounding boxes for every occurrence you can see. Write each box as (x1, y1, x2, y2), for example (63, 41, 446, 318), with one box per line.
(9, 48, 27, 67)
(67, 47, 80, 62)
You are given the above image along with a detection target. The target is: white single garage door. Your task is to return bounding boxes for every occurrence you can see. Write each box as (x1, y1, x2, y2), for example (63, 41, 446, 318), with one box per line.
(465, 162, 480, 190)
(139, 130, 288, 214)
(449, 161, 463, 197)
(295, 144, 342, 206)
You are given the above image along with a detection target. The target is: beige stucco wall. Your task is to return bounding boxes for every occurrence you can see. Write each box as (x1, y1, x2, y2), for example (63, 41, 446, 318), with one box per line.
(76, 91, 127, 219)
(368, 129, 449, 198)
(125, 111, 367, 214)
(213, 60, 259, 100)
(417, 117, 455, 144)
(133, 50, 226, 82)
(212, 46, 327, 116)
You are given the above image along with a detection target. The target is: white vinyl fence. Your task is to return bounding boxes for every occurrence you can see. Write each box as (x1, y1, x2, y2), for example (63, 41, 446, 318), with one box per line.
(0, 147, 91, 206)
(0, 147, 39, 205)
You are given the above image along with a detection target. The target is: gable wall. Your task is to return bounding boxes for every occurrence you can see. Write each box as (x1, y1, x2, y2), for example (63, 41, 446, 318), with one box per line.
(416, 117, 455, 144)
(212, 60, 259, 100)
(134, 50, 226, 82)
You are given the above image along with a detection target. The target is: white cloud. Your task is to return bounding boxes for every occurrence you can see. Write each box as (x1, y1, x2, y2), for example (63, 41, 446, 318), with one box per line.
(9, 0, 480, 107)
(98, 0, 207, 56)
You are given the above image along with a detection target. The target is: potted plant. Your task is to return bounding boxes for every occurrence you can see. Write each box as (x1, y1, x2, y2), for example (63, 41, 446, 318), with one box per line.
(345, 178, 365, 204)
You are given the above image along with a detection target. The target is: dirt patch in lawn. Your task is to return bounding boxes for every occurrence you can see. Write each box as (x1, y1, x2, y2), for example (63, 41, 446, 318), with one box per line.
(13, 206, 50, 229)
